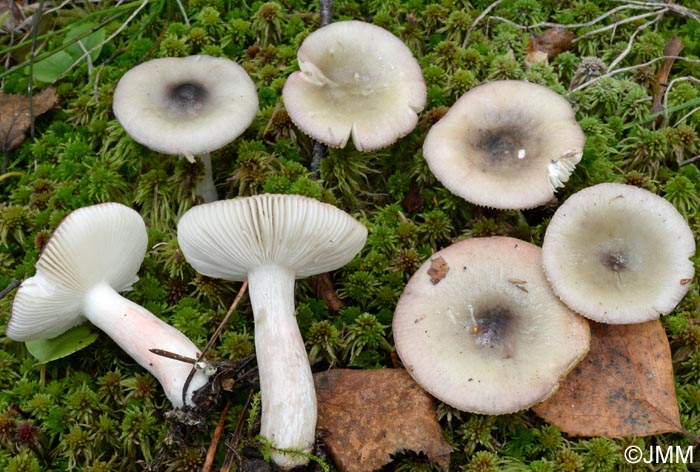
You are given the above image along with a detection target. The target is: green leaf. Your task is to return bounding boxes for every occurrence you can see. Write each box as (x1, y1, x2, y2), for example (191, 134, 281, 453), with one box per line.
(32, 50, 73, 83)
(25, 324, 99, 364)
(63, 22, 106, 63)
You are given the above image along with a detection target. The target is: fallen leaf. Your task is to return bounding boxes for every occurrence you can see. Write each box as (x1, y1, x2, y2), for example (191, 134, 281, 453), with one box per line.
(0, 87, 57, 152)
(427, 256, 449, 285)
(312, 272, 344, 312)
(649, 37, 684, 122)
(525, 28, 575, 66)
(314, 368, 451, 472)
(532, 320, 683, 437)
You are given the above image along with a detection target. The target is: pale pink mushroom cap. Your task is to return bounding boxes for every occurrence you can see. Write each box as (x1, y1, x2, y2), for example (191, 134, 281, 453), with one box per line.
(542, 183, 696, 324)
(282, 21, 426, 151)
(393, 237, 590, 415)
(113, 55, 258, 158)
(423, 80, 584, 209)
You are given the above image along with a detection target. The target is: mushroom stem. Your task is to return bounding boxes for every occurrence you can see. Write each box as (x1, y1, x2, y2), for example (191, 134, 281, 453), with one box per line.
(195, 152, 218, 203)
(83, 282, 210, 408)
(247, 264, 316, 469)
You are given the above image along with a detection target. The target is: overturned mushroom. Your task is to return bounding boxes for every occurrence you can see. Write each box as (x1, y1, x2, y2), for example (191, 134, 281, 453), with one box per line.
(6, 203, 210, 408)
(177, 194, 367, 468)
(423, 80, 584, 209)
(282, 20, 426, 151)
(393, 236, 590, 415)
(113, 55, 258, 202)
(542, 183, 695, 324)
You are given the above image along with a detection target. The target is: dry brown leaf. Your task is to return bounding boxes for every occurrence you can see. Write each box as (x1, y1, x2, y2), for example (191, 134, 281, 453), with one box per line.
(427, 256, 449, 285)
(0, 87, 57, 152)
(312, 272, 344, 313)
(314, 368, 451, 472)
(532, 320, 683, 437)
(525, 28, 575, 66)
(649, 37, 684, 121)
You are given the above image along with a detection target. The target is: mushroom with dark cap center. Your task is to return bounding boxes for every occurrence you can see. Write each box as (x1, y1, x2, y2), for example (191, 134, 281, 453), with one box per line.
(113, 55, 258, 203)
(393, 236, 590, 415)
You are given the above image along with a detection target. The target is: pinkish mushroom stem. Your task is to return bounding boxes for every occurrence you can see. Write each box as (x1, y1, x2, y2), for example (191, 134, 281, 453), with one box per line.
(83, 282, 210, 407)
(247, 264, 316, 468)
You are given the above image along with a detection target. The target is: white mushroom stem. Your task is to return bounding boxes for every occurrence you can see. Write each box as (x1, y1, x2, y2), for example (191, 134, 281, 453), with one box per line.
(83, 281, 210, 408)
(247, 264, 316, 469)
(194, 152, 218, 203)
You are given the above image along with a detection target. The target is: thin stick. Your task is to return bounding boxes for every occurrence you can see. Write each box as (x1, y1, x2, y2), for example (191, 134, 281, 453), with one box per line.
(175, 0, 190, 26)
(463, 0, 502, 48)
(0, 280, 21, 299)
(201, 401, 231, 472)
(607, 16, 660, 71)
(662, 77, 700, 126)
(572, 9, 666, 44)
(181, 279, 249, 406)
(679, 155, 700, 167)
(220, 389, 255, 472)
(569, 55, 700, 93)
(311, 0, 332, 179)
(27, 0, 45, 142)
(63, 0, 149, 78)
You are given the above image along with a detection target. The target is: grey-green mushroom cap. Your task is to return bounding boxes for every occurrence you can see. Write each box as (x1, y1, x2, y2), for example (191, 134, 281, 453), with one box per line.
(393, 236, 590, 415)
(113, 55, 258, 158)
(542, 183, 696, 324)
(423, 80, 584, 209)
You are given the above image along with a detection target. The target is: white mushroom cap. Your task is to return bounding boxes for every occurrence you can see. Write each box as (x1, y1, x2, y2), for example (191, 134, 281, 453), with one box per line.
(393, 236, 590, 415)
(8, 203, 146, 340)
(177, 194, 367, 467)
(542, 183, 696, 324)
(423, 80, 584, 209)
(177, 194, 369, 280)
(113, 55, 258, 158)
(282, 20, 426, 151)
(7, 203, 210, 408)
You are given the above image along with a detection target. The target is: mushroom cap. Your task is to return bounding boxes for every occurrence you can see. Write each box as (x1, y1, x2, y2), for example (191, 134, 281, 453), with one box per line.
(542, 183, 696, 324)
(7, 203, 147, 341)
(177, 194, 368, 280)
(423, 80, 584, 209)
(282, 20, 426, 151)
(113, 55, 258, 157)
(393, 236, 590, 415)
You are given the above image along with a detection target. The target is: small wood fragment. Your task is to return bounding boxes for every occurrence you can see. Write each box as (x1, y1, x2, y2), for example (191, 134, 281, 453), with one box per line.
(427, 256, 449, 285)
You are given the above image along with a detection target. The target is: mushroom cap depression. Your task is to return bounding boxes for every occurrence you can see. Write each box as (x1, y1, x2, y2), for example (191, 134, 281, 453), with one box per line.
(282, 20, 426, 151)
(113, 55, 258, 157)
(423, 80, 584, 209)
(542, 183, 696, 324)
(177, 194, 368, 279)
(393, 236, 590, 415)
(7, 203, 146, 340)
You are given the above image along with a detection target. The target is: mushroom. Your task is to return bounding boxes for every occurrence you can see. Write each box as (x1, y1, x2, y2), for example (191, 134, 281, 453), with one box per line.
(113, 55, 258, 202)
(422, 80, 584, 209)
(392, 236, 590, 415)
(282, 20, 426, 151)
(177, 194, 367, 468)
(6, 203, 210, 408)
(542, 183, 696, 324)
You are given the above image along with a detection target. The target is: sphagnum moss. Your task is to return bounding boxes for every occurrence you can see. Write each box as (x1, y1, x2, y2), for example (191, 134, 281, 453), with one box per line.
(2, 0, 700, 469)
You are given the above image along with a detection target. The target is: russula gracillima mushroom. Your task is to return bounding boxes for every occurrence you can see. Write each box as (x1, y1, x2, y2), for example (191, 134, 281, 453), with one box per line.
(6, 203, 210, 408)
(282, 20, 426, 151)
(177, 194, 367, 468)
(393, 236, 590, 415)
(542, 183, 696, 324)
(423, 80, 584, 209)
(113, 55, 258, 202)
